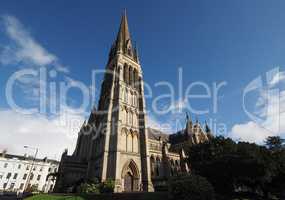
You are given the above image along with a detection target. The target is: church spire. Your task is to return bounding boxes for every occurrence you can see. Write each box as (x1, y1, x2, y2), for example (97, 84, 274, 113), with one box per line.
(185, 112, 193, 135)
(109, 10, 137, 62)
(116, 9, 132, 51)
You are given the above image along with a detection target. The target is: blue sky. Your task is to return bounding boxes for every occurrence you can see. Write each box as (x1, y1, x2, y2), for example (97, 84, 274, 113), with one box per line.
(0, 0, 285, 158)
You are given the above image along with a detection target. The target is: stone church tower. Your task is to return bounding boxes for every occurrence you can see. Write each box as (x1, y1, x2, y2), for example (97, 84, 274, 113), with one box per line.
(55, 12, 211, 193)
(86, 11, 153, 192)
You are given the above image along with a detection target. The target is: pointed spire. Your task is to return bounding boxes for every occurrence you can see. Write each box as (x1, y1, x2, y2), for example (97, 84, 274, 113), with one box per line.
(204, 120, 213, 139)
(116, 9, 132, 53)
(185, 112, 193, 135)
(204, 120, 210, 133)
(109, 10, 138, 63)
(186, 112, 189, 121)
(134, 42, 140, 63)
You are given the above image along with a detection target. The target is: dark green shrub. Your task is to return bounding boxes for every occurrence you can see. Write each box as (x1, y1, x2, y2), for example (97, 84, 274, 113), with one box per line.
(99, 179, 115, 193)
(79, 182, 99, 194)
(169, 174, 215, 200)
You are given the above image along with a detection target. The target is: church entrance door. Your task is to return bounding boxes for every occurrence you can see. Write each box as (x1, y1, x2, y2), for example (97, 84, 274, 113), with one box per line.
(122, 160, 139, 192)
(124, 172, 133, 192)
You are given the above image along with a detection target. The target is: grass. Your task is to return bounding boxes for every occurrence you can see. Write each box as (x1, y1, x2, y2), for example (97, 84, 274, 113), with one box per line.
(25, 194, 85, 200)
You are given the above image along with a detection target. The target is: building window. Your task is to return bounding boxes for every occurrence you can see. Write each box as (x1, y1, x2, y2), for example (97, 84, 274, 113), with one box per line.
(40, 167, 43, 172)
(150, 156, 155, 177)
(26, 165, 29, 170)
(13, 173, 18, 179)
(37, 175, 41, 181)
(33, 166, 36, 171)
(127, 48, 132, 56)
(125, 89, 128, 103)
(30, 173, 34, 180)
(0, 174, 3, 179)
(126, 111, 128, 125)
(129, 112, 132, 125)
(133, 94, 136, 106)
(49, 184, 54, 192)
(18, 164, 21, 169)
(3, 183, 7, 189)
(156, 158, 161, 177)
(48, 168, 51, 172)
(4, 163, 8, 168)
(9, 183, 15, 190)
(6, 173, 11, 179)
(23, 174, 27, 180)
(19, 183, 24, 190)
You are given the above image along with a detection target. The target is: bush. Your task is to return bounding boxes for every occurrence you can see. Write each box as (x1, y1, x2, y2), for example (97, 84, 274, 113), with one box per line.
(78, 179, 114, 194)
(79, 182, 99, 194)
(25, 184, 39, 193)
(169, 174, 215, 200)
(99, 179, 115, 193)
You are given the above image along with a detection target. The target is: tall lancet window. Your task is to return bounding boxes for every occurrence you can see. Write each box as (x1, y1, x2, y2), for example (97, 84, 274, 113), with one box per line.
(126, 40, 132, 56)
(125, 89, 128, 103)
(129, 66, 133, 87)
(129, 111, 133, 125)
(124, 64, 129, 85)
(133, 94, 137, 106)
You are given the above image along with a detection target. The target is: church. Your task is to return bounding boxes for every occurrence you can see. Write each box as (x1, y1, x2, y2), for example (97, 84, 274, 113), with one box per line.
(55, 12, 212, 193)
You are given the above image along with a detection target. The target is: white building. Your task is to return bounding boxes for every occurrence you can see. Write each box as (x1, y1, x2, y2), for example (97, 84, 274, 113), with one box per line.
(0, 152, 59, 193)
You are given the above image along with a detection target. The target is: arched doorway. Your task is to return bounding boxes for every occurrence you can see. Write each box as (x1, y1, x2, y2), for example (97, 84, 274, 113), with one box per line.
(122, 160, 139, 192)
(124, 172, 133, 192)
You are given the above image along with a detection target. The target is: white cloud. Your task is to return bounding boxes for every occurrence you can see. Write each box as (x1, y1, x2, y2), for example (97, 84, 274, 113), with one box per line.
(146, 114, 162, 129)
(231, 121, 272, 144)
(269, 71, 285, 86)
(1, 15, 57, 67)
(0, 108, 85, 160)
(0, 15, 70, 104)
(169, 98, 188, 112)
(230, 69, 285, 144)
(0, 15, 90, 159)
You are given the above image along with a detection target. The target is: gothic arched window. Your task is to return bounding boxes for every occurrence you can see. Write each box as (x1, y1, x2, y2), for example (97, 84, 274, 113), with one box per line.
(133, 94, 137, 106)
(125, 110, 128, 125)
(129, 111, 133, 125)
(125, 89, 128, 103)
(126, 40, 132, 56)
(128, 48, 132, 56)
(156, 157, 161, 177)
(150, 156, 155, 177)
(127, 131, 132, 152)
(133, 132, 138, 153)
(129, 66, 133, 87)
(124, 64, 129, 85)
(133, 69, 137, 88)
(170, 159, 175, 176)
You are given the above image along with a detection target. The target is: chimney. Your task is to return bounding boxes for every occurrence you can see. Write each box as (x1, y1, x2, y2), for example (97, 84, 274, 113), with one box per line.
(1, 149, 7, 158)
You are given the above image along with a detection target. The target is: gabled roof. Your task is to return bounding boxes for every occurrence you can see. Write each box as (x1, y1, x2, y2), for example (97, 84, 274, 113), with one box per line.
(147, 127, 169, 142)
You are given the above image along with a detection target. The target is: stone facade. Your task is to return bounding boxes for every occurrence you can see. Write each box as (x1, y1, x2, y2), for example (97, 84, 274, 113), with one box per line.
(55, 12, 212, 193)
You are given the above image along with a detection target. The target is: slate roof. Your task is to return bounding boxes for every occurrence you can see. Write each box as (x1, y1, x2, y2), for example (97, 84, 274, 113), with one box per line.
(147, 127, 169, 142)
(0, 153, 59, 164)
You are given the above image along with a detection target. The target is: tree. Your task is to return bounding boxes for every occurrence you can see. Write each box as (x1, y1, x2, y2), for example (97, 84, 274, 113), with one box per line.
(187, 136, 285, 199)
(169, 174, 215, 200)
(265, 136, 285, 151)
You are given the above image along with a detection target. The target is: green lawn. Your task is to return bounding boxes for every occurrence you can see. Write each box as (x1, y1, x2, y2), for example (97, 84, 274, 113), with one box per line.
(25, 194, 85, 200)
